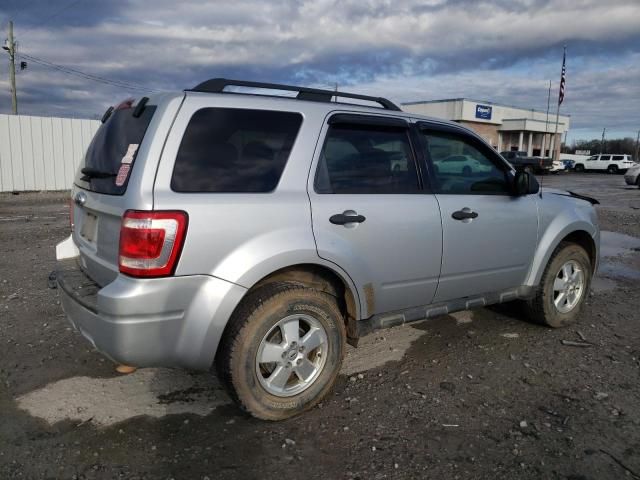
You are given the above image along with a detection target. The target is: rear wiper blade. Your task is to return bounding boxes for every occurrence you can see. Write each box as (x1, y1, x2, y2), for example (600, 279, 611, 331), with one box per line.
(80, 167, 116, 180)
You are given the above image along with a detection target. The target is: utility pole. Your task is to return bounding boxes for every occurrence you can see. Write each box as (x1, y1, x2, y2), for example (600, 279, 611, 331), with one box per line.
(600, 128, 606, 154)
(3, 21, 18, 114)
(635, 129, 639, 162)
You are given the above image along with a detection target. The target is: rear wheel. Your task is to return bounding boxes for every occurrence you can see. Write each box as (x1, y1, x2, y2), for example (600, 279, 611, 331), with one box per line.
(574, 164, 585, 172)
(216, 283, 346, 420)
(524, 242, 592, 328)
(637, 176, 640, 188)
(607, 164, 618, 174)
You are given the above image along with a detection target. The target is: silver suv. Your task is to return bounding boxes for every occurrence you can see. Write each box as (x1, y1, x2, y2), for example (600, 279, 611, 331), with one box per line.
(55, 79, 600, 420)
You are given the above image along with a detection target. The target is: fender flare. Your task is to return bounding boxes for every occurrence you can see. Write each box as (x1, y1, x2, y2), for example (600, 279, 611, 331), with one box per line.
(524, 219, 598, 287)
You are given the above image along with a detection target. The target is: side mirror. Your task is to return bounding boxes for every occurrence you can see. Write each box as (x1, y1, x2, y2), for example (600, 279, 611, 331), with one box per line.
(513, 171, 539, 196)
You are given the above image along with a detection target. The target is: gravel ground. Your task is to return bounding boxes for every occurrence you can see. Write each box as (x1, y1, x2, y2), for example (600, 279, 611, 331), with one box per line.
(1, 173, 640, 480)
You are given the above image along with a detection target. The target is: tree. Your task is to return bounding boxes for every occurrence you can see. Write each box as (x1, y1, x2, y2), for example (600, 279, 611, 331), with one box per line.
(566, 137, 636, 156)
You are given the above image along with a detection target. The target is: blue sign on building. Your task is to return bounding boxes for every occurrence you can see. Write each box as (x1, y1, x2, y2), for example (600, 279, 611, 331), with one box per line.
(475, 104, 492, 120)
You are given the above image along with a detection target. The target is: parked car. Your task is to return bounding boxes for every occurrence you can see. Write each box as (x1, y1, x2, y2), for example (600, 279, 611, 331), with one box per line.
(55, 79, 600, 420)
(574, 154, 636, 174)
(624, 163, 640, 187)
(549, 160, 566, 173)
(500, 151, 553, 173)
(433, 154, 493, 175)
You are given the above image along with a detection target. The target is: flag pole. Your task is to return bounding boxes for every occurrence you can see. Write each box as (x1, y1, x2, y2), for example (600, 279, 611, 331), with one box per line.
(552, 45, 566, 161)
(545, 79, 551, 156)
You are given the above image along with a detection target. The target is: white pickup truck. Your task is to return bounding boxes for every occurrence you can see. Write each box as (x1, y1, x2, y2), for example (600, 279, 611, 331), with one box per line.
(574, 154, 636, 174)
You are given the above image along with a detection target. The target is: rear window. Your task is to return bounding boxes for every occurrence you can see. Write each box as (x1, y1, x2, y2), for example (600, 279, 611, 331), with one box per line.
(612, 155, 624, 160)
(75, 103, 156, 195)
(171, 108, 303, 193)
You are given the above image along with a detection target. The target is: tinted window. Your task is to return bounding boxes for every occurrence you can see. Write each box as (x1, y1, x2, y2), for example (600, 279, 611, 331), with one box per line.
(315, 124, 420, 194)
(612, 155, 624, 160)
(588, 156, 598, 161)
(422, 130, 509, 195)
(75, 104, 156, 195)
(171, 108, 302, 193)
(600, 155, 611, 161)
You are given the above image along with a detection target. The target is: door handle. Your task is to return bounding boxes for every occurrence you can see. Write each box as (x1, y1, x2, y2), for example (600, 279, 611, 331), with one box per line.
(330, 213, 366, 225)
(452, 209, 478, 221)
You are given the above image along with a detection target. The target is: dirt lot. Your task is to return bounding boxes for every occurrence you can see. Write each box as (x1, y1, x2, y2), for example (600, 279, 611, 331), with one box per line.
(1, 173, 640, 480)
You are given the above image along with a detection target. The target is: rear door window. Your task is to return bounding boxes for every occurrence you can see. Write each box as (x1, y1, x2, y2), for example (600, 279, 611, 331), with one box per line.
(612, 155, 624, 161)
(75, 102, 156, 195)
(600, 155, 611, 161)
(314, 121, 420, 194)
(171, 108, 302, 193)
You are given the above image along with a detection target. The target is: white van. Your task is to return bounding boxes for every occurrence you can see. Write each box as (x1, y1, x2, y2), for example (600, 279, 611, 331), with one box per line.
(574, 154, 636, 173)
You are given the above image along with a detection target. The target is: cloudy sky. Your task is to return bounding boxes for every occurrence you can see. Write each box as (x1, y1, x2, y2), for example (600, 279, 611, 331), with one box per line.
(0, 0, 639, 142)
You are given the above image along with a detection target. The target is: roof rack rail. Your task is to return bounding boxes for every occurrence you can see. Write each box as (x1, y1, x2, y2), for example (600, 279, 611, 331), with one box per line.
(188, 78, 401, 111)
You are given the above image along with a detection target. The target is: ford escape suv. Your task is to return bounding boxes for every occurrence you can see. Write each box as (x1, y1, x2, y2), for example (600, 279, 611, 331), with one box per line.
(55, 79, 600, 420)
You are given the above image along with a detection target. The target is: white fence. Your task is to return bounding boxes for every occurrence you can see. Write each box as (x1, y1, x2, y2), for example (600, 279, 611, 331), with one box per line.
(0, 114, 100, 192)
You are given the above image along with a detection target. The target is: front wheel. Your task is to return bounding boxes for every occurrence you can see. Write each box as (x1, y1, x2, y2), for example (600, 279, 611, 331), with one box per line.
(524, 242, 592, 327)
(607, 164, 618, 174)
(216, 283, 346, 420)
(574, 164, 585, 172)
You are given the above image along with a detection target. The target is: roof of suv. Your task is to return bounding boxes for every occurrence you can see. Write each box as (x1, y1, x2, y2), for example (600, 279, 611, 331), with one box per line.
(180, 77, 462, 129)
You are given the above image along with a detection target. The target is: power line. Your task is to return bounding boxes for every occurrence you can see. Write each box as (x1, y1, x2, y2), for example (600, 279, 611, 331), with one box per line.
(17, 52, 161, 93)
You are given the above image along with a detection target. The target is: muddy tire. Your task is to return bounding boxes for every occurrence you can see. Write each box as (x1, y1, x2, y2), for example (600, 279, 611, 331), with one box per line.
(524, 242, 592, 328)
(216, 282, 346, 421)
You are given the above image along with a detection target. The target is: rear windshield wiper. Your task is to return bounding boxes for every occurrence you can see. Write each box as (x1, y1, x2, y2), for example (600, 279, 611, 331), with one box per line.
(80, 167, 116, 180)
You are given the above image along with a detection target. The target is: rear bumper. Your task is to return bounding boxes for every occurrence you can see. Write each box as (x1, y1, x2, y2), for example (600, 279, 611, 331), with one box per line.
(56, 258, 247, 370)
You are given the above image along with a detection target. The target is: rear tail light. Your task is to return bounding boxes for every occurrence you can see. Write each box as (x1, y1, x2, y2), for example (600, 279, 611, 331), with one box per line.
(119, 210, 188, 277)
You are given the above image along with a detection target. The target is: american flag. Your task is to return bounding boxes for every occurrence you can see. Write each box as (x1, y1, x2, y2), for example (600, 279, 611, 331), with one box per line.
(558, 48, 566, 105)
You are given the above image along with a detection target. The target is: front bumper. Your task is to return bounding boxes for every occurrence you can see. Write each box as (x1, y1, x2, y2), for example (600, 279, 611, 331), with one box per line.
(56, 258, 247, 370)
(624, 173, 639, 185)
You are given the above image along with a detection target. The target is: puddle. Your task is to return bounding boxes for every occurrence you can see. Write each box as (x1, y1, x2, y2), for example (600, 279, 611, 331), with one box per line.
(17, 324, 429, 426)
(600, 231, 640, 258)
(342, 323, 427, 376)
(591, 276, 617, 293)
(596, 231, 640, 283)
(16, 368, 231, 427)
(597, 262, 640, 281)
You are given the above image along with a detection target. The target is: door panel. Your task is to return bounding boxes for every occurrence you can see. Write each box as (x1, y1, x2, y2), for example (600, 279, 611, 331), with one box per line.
(434, 195, 537, 301)
(311, 195, 443, 315)
(418, 125, 539, 302)
(309, 115, 443, 316)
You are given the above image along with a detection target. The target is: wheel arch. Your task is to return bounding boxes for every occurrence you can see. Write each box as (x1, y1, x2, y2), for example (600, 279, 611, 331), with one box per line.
(227, 262, 362, 347)
(525, 223, 598, 287)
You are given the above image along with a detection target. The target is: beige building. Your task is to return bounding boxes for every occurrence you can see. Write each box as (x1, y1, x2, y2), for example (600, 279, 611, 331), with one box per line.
(402, 98, 570, 158)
